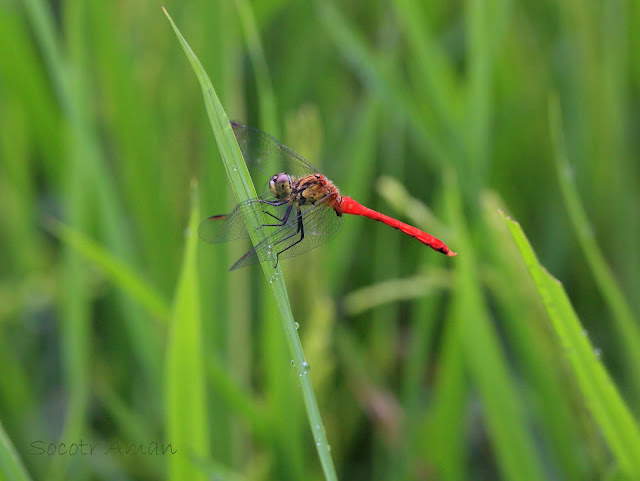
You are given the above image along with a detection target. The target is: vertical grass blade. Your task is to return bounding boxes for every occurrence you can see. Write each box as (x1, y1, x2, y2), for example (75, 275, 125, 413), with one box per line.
(481, 192, 587, 480)
(23, 1, 92, 478)
(165, 181, 209, 481)
(233, 0, 279, 134)
(163, 9, 338, 481)
(444, 173, 545, 481)
(549, 99, 640, 404)
(423, 317, 468, 481)
(393, 0, 461, 139)
(464, 0, 509, 197)
(503, 213, 640, 476)
(315, 1, 449, 168)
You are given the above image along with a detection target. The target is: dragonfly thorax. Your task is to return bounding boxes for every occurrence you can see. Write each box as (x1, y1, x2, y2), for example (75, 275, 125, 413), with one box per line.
(270, 173, 294, 200)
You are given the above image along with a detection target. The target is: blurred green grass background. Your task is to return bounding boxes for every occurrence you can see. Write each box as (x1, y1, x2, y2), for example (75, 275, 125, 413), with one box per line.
(1, 0, 639, 480)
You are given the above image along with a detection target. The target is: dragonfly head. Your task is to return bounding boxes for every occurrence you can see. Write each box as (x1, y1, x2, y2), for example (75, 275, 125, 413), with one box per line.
(270, 173, 293, 200)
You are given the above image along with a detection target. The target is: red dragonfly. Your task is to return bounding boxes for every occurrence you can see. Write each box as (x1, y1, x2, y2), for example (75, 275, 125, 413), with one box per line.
(199, 121, 456, 270)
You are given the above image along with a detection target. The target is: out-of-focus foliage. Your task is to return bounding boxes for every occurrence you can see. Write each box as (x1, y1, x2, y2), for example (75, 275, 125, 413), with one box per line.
(0, 0, 638, 480)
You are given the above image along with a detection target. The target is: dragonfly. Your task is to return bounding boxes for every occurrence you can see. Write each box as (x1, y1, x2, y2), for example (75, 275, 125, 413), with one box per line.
(199, 121, 457, 271)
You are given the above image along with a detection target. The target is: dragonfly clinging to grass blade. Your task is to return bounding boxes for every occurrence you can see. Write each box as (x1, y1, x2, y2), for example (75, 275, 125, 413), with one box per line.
(199, 121, 457, 270)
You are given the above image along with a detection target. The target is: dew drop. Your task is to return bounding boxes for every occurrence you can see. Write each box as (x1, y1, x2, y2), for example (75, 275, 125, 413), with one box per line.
(291, 360, 295, 367)
(302, 361, 310, 372)
(294, 322, 300, 330)
(594, 348, 602, 358)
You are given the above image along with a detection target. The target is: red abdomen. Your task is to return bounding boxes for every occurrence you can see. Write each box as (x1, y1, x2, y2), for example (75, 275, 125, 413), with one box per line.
(339, 196, 457, 256)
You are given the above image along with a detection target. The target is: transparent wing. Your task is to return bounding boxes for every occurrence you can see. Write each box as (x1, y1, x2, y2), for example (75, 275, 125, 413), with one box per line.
(198, 195, 286, 244)
(232, 121, 318, 182)
(229, 196, 344, 270)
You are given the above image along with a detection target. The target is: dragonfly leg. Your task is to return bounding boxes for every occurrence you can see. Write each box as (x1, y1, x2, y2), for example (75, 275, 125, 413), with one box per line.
(262, 203, 293, 228)
(273, 205, 304, 268)
(248, 198, 289, 224)
(263, 210, 285, 223)
(253, 198, 288, 207)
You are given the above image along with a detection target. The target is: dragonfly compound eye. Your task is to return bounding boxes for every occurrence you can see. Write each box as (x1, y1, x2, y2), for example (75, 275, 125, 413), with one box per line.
(270, 173, 293, 199)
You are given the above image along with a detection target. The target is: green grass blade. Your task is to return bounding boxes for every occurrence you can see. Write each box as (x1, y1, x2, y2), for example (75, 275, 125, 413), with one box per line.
(162, 8, 258, 208)
(0, 419, 33, 481)
(23, 1, 92, 478)
(233, 0, 279, 134)
(48, 220, 171, 323)
(163, 9, 338, 481)
(21, 0, 71, 112)
(444, 173, 546, 481)
(423, 317, 468, 481)
(464, 0, 508, 194)
(165, 181, 209, 481)
(549, 98, 640, 403)
(341, 274, 451, 316)
(392, 0, 462, 135)
(481, 192, 588, 480)
(503, 213, 640, 476)
(315, 1, 449, 168)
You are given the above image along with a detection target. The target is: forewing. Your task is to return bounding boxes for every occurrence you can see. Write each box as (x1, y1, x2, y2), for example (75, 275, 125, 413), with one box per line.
(232, 121, 318, 181)
(229, 196, 343, 270)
